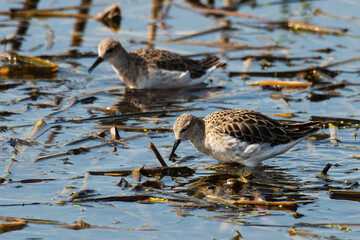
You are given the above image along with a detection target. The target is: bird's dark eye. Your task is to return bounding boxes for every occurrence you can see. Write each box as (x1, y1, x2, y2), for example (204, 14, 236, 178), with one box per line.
(180, 125, 189, 133)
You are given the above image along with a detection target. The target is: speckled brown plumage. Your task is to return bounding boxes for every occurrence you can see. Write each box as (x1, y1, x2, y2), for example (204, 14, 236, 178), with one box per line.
(131, 48, 222, 78)
(203, 109, 320, 146)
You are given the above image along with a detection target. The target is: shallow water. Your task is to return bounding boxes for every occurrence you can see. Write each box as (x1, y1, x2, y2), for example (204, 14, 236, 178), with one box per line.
(1, 0, 360, 239)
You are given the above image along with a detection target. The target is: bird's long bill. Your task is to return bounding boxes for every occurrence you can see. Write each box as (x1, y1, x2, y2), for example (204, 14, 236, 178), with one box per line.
(88, 57, 103, 73)
(169, 139, 181, 161)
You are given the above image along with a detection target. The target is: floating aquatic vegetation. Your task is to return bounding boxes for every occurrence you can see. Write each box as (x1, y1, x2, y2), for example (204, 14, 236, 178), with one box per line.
(0, 53, 58, 78)
(317, 163, 359, 187)
(0, 217, 27, 234)
(88, 166, 195, 178)
(310, 116, 360, 128)
(289, 226, 342, 240)
(94, 4, 122, 32)
(246, 80, 312, 89)
(33, 132, 146, 162)
(131, 39, 285, 50)
(229, 66, 340, 80)
(329, 190, 360, 202)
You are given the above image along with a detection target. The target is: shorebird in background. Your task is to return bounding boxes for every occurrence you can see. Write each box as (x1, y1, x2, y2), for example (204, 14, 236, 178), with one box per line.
(88, 38, 224, 89)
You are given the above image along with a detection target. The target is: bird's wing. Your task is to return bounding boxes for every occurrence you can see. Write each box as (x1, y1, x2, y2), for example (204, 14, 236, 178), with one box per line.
(132, 49, 219, 78)
(209, 111, 293, 146)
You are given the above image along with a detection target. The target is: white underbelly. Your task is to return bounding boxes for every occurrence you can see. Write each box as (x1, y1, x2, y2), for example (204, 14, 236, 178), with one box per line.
(122, 67, 217, 89)
(205, 134, 305, 167)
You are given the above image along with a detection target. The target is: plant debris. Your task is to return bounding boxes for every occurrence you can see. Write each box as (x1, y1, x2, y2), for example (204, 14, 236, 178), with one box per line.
(1, 0, 360, 238)
(0, 53, 58, 78)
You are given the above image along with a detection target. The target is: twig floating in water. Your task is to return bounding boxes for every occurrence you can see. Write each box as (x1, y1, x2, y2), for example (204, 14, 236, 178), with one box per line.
(150, 142, 168, 167)
(33, 133, 147, 162)
(289, 227, 335, 239)
(170, 25, 235, 42)
(70, 195, 152, 202)
(246, 81, 312, 88)
(0, 217, 27, 234)
(173, 2, 273, 21)
(131, 39, 285, 51)
(229, 67, 340, 79)
(321, 163, 332, 175)
(232, 199, 297, 210)
(96, 125, 172, 133)
(89, 166, 195, 178)
(329, 190, 360, 201)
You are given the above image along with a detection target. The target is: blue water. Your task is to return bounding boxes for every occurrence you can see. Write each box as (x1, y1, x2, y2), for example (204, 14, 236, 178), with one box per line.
(1, 0, 360, 239)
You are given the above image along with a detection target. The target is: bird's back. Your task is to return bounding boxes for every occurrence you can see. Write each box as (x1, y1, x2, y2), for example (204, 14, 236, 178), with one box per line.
(204, 109, 320, 146)
(131, 49, 222, 78)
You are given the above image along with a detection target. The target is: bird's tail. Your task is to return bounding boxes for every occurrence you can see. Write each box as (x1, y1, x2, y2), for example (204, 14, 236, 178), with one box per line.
(199, 56, 226, 69)
(285, 121, 321, 140)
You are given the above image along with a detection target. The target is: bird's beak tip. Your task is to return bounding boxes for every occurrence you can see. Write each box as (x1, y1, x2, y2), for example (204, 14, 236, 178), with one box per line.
(88, 57, 103, 73)
(169, 139, 181, 161)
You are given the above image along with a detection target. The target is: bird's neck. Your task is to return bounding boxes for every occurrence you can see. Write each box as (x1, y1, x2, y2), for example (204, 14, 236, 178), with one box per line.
(188, 118, 207, 153)
(109, 50, 141, 87)
(110, 48, 131, 69)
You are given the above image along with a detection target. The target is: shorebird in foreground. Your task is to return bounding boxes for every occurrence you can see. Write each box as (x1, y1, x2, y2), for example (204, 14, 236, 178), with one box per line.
(88, 38, 224, 89)
(169, 109, 320, 167)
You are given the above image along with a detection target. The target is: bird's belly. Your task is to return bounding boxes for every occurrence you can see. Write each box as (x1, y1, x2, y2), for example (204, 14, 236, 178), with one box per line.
(146, 69, 194, 89)
(205, 135, 303, 167)
(113, 65, 216, 89)
(135, 68, 211, 89)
